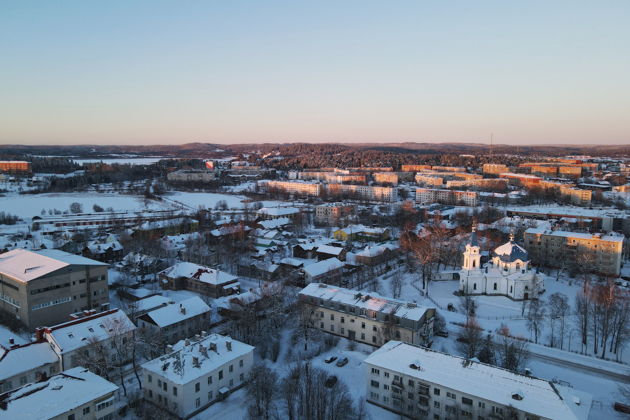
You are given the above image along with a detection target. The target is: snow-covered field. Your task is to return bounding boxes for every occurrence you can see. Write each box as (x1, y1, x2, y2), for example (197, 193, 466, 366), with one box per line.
(73, 157, 165, 165)
(0, 192, 171, 219)
(166, 191, 288, 210)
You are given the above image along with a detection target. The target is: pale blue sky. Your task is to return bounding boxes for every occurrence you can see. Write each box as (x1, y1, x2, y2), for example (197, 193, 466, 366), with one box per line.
(1, 1, 629, 145)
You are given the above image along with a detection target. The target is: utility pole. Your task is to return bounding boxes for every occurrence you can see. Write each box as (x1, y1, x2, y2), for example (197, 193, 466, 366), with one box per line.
(490, 133, 494, 157)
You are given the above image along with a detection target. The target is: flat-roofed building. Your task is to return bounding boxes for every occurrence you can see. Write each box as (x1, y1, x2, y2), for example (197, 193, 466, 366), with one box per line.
(374, 172, 399, 185)
(167, 170, 216, 183)
(327, 184, 398, 202)
(415, 188, 478, 206)
(142, 333, 254, 419)
(0, 161, 31, 173)
(314, 203, 355, 226)
(482, 163, 508, 174)
(259, 180, 322, 197)
(299, 283, 435, 347)
(401, 164, 432, 172)
(523, 228, 623, 276)
(0, 367, 119, 420)
(364, 341, 591, 420)
(0, 249, 109, 329)
(415, 174, 444, 187)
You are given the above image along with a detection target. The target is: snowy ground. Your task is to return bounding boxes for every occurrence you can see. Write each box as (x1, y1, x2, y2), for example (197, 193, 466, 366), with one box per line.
(165, 191, 288, 211)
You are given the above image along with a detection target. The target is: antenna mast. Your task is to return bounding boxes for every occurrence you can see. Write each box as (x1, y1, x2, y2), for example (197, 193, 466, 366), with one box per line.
(490, 133, 494, 157)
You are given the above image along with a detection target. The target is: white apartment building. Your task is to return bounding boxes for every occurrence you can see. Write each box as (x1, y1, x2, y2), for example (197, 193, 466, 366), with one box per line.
(299, 283, 435, 347)
(327, 184, 398, 202)
(259, 180, 322, 196)
(415, 188, 479, 206)
(0, 366, 119, 420)
(40, 308, 137, 371)
(415, 173, 444, 187)
(365, 341, 591, 420)
(142, 333, 254, 419)
(0, 341, 59, 392)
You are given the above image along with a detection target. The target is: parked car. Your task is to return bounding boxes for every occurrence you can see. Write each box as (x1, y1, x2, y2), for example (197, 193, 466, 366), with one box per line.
(336, 357, 349, 367)
(435, 330, 449, 338)
(324, 356, 338, 364)
(324, 376, 338, 388)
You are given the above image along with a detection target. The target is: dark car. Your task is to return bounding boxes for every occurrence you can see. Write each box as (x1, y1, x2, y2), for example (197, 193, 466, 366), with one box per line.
(324, 356, 337, 364)
(435, 330, 449, 338)
(324, 376, 338, 388)
(335, 357, 349, 367)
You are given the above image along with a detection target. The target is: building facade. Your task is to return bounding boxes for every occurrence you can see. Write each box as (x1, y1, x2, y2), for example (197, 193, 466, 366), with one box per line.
(142, 333, 254, 419)
(364, 341, 590, 420)
(415, 188, 479, 206)
(523, 228, 623, 276)
(0, 249, 109, 329)
(299, 283, 435, 347)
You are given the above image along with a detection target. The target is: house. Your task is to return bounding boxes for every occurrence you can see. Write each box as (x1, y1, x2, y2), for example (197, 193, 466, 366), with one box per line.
(355, 243, 400, 267)
(82, 240, 124, 263)
(257, 207, 301, 221)
(364, 341, 591, 420)
(0, 341, 59, 393)
(333, 225, 390, 242)
(159, 262, 240, 298)
(0, 367, 119, 420)
(315, 244, 347, 261)
(299, 283, 435, 347)
(142, 333, 254, 419)
(38, 308, 137, 371)
(137, 297, 211, 345)
(303, 258, 344, 284)
(0, 249, 109, 329)
(125, 295, 172, 323)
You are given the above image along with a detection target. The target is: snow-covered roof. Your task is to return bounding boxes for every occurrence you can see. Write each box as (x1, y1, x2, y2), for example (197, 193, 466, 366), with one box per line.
(142, 334, 254, 385)
(0, 342, 59, 381)
(356, 243, 399, 258)
(131, 295, 172, 314)
(316, 245, 345, 256)
(86, 240, 123, 254)
(364, 342, 587, 420)
(524, 228, 624, 243)
(300, 283, 433, 322)
(257, 207, 300, 216)
(303, 258, 344, 278)
(0, 249, 107, 283)
(141, 297, 210, 328)
(0, 367, 118, 419)
(258, 217, 291, 229)
(45, 309, 136, 354)
(159, 262, 238, 285)
(335, 224, 388, 235)
(494, 239, 529, 263)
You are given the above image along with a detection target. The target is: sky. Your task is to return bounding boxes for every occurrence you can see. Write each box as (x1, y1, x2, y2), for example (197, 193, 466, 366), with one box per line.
(1, 1, 629, 146)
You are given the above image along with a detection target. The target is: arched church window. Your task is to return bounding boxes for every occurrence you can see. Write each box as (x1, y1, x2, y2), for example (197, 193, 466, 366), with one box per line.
(493, 283, 497, 290)
(510, 286, 513, 293)
(473, 283, 477, 290)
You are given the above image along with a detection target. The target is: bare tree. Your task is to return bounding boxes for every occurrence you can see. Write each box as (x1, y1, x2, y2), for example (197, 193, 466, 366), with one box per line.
(456, 317, 483, 359)
(495, 324, 529, 373)
(246, 364, 279, 420)
(548, 292, 570, 349)
(526, 298, 545, 344)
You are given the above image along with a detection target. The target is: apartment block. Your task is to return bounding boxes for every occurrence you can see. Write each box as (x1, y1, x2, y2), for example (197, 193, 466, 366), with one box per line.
(444, 178, 508, 190)
(401, 164, 432, 172)
(0, 341, 59, 392)
(374, 172, 399, 185)
(364, 341, 590, 420)
(415, 174, 444, 187)
(142, 333, 254, 419)
(159, 262, 240, 298)
(299, 283, 435, 347)
(314, 203, 355, 226)
(523, 228, 623, 276)
(482, 163, 508, 174)
(259, 180, 322, 197)
(0, 367, 119, 420)
(0, 161, 31, 173)
(0, 249, 109, 329)
(327, 184, 398, 202)
(137, 297, 211, 344)
(298, 171, 366, 184)
(415, 188, 479, 206)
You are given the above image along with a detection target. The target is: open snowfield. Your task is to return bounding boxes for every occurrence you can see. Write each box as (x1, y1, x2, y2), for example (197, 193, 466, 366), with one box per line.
(0, 192, 172, 219)
(166, 191, 288, 211)
(73, 157, 165, 165)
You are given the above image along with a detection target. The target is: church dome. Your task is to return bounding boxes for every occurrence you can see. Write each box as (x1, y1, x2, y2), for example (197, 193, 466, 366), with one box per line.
(493, 237, 529, 263)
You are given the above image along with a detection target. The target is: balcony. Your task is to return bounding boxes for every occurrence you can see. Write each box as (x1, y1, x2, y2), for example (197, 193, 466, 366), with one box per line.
(391, 379, 404, 389)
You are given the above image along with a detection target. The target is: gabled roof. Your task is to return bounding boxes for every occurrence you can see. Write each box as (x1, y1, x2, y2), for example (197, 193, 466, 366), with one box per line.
(0, 249, 107, 283)
(159, 262, 238, 285)
(303, 258, 344, 278)
(494, 240, 529, 263)
(0, 342, 59, 381)
(140, 297, 210, 328)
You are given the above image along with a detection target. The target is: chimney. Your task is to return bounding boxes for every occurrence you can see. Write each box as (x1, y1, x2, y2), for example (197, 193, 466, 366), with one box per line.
(184, 339, 190, 346)
(166, 344, 174, 353)
(209, 342, 217, 352)
(192, 356, 200, 368)
(180, 304, 186, 315)
(226, 340, 232, 351)
(35, 328, 45, 342)
(9, 338, 14, 345)
(201, 330, 207, 337)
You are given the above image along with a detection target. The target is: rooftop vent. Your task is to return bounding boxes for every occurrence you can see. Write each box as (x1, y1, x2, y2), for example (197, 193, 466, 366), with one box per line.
(319, 283, 328, 288)
(511, 390, 524, 401)
(226, 340, 232, 351)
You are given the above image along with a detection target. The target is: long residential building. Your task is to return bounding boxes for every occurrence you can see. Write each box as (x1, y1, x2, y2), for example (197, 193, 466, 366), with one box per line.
(0, 249, 109, 329)
(259, 180, 322, 197)
(327, 183, 398, 202)
(299, 283, 435, 347)
(523, 228, 624, 276)
(482, 163, 509, 174)
(415, 188, 479, 206)
(314, 203, 355, 226)
(0, 161, 31, 173)
(364, 341, 591, 420)
(142, 333, 254, 419)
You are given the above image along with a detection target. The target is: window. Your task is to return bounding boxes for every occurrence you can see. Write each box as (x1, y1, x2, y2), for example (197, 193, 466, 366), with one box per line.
(163, 382, 167, 391)
(462, 397, 473, 406)
(148, 390, 153, 398)
(447, 392, 456, 399)
(493, 283, 497, 290)
(372, 336, 377, 343)
(20, 376, 27, 385)
(383, 384, 389, 390)
(330, 314, 334, 320)
(361, 322, 365, 329)
(196, 398, 200, 408)
(408, 392, 414, 399)
(473, 283, 477, 290)
(148, 374, 152, 383)
(240, 373, 244, 381)
(68, 415, 75, 420)
(229, 364, 233, 373)
(370, 392, 379, 400)
(341, 317, 345, 323)
(320, 322, 324, 328)
(371, 368, 380, 375)
(195, 382, 200, 392)
(408, 379, 414, 387)
(361, 333, 365, 340)
(208, 376, 213, 385)
(372, 325, 377, 331)
(340, 327, 344, 334)
(83, 407, 90, 415)
(371, 380, 380, 388)
(384, 372, 390, 378)
(239, 359, 244, 368)
(208, 391, 213, 400)
(478, 402, 485, 409)
(434, 401, 440, 408)
(330, 325, 334, 332)
(157, 379, 162, 388)
(173, 387, 177, 396)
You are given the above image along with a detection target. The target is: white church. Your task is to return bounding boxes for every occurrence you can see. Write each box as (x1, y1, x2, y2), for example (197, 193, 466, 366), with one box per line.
(459, 227, 543, 300)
